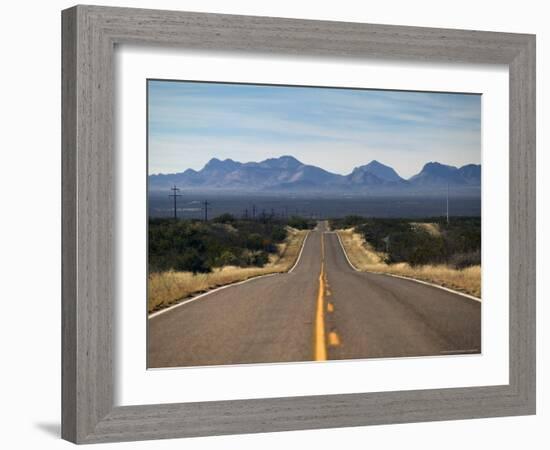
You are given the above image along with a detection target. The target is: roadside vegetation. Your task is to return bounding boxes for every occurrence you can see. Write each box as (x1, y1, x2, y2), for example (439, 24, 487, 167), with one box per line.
(330, 216, 481, 298)
(148, 215, 314, 313)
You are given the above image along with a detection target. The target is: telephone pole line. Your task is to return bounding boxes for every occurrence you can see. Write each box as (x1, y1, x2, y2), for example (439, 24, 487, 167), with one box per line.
(446, 183, 450, 225)
(169, 185, 182, 220)
(203, 200, 210, 222)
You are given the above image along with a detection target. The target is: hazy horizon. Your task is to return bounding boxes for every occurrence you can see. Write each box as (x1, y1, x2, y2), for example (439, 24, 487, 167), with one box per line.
(148, 80, 481, 178)
(148, 154, 480, 179)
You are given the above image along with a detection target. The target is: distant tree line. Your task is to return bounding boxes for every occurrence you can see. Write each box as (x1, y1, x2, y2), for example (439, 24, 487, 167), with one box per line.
(330, 216, 481, 268)
(148, 215, 315, 274)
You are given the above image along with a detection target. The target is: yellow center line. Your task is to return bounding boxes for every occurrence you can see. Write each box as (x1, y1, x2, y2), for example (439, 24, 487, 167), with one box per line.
(314, 232, 327, 361)
(328, 331, 341, 346)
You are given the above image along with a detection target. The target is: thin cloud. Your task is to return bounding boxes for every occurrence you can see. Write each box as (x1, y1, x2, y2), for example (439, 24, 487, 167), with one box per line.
(148, 80, 481, 178)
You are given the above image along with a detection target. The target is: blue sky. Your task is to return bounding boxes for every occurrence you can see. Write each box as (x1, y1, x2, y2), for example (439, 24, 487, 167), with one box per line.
(148, 80, 481, 179)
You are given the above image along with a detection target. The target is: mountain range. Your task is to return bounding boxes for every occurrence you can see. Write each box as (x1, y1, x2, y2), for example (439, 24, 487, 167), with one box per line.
(148, 156, 481, 195)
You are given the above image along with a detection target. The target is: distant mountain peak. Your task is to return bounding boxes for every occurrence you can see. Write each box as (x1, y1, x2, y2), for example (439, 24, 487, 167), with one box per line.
(365, 159, 383, 167)
(350, 160, 403, 183)
(259, 155, 303, 169)
(459, 163, 481, 169)
(423, 161, 454, 169)
(149, 156, 480, 193)
(410, 161, 480, 186)
(203, 157, 221, 168)
(279, 155, 300, 162)
(203, 157, 241, 171)
(458, 163, 481, 185)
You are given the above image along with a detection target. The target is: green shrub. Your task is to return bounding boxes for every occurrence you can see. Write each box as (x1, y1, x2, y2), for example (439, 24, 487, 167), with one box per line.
(343, 216, 481, 268)
(287, 216, 315, 230)
(213, 213, 236, 224)
(148, 217, 296, 273)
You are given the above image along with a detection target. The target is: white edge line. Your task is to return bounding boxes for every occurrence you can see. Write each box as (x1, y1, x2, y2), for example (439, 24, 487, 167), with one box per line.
(288, 230, 310, 273)
(335, 231, 361, 271)
(334, 231, 482, 303)
(148, 272, 280, 319)
(149, 230, 311, 319)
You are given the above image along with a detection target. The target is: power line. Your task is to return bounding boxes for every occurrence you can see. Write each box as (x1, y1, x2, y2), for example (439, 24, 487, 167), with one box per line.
(168, 185, 182, 220)
(446, 182, 450, 225)
(203, 200, 211, 222)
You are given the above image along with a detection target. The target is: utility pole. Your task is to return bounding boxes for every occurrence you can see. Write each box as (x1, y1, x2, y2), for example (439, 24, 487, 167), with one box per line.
(446, 182, 450, 225)
(243, 208, 249, 219)
(382, 235, 390, 253)
(203, 200, 210, 222)
(169, 185, 182, 220)
(252, 204, 256, 220)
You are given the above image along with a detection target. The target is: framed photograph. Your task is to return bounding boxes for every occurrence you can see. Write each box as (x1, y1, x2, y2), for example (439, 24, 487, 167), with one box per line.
(62, 5, 536, 444)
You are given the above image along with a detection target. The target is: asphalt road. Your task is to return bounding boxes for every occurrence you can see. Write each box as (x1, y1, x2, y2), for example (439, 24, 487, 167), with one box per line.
(148, 221, 481, 368)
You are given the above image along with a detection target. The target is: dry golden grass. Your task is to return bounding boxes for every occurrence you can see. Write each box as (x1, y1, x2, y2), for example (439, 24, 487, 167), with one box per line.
(148, 228, 308, 313)
(337, 228, 481, 299)
(411, 222, 441, 236)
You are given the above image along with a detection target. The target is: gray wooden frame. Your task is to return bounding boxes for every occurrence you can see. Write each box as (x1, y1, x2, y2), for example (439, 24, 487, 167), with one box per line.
(61, 4, 536, 444)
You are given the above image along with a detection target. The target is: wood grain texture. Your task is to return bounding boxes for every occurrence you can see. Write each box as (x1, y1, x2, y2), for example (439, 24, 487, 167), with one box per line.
(61, 7, 77, 443)
(508, 37, 536, 410)
(61, 4, 536, 443)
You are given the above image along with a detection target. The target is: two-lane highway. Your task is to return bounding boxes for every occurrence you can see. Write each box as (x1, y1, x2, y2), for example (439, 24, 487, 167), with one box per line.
(148, 221, 480, 368)
(322, 231, 481, 360)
